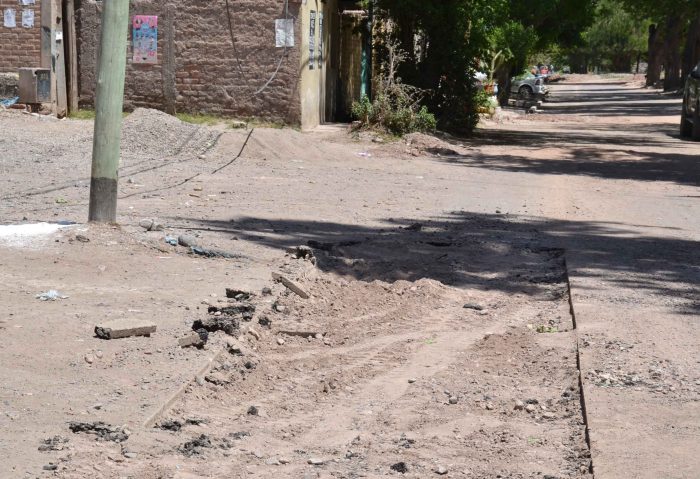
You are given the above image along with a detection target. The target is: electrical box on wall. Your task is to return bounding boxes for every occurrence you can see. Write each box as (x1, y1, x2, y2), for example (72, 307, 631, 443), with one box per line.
(18, 68, 51, 104)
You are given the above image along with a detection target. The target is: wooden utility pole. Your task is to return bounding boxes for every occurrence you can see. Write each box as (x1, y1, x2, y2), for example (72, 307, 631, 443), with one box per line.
(88, 0, 130, 222)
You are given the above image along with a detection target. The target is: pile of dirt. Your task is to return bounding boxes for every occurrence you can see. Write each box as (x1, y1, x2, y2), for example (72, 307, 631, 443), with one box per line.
(121, 108, 220, 160)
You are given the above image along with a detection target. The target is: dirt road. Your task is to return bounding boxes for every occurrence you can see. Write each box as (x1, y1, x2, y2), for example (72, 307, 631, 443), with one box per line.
(0, 75, 697, 478)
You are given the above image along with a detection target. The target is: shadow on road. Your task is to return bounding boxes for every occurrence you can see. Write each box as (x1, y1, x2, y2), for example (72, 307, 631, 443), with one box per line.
(181, 212, 699, 314)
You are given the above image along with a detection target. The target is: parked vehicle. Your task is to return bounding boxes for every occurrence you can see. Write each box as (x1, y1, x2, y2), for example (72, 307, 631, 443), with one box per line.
(511, 72, 549, 100)
(680, 60, 700, 141)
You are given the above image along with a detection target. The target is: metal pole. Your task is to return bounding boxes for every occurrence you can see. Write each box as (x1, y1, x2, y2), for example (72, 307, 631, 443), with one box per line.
(88, 0, 129, 222)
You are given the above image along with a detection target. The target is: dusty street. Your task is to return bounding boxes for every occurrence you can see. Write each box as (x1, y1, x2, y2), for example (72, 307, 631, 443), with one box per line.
(0, 75, 698, 479)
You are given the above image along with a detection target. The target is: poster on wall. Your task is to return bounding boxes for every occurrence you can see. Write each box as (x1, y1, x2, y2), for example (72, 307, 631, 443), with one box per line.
(318, 13, 324, 68)
(22, 9, 34, 28)
(309, 11, 316, 70)
(275, 18, 294, 47)
(20, 0, 35, 5)
(132, 15, 158, 64)
(4, 9, 16, 28)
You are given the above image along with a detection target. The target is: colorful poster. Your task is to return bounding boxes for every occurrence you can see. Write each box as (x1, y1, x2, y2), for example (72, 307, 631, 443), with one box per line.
(132, 15, 158, 64)
(4, 9, 16, 28)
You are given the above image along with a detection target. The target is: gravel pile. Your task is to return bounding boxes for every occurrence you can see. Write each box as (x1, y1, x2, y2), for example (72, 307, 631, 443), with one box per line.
(121, 108, 220, 159)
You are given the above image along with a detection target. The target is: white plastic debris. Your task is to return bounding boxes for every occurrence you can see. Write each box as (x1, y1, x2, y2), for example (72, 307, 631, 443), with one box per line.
(0, 222, 71, 247)
(36, 290, 69, 301)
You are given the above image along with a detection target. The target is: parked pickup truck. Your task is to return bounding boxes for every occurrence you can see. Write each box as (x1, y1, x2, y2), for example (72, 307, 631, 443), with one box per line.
(680, 60, 700, 140)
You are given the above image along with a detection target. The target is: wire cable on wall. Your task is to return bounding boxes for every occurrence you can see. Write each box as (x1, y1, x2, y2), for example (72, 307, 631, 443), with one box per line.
(223, 0, 291, 99)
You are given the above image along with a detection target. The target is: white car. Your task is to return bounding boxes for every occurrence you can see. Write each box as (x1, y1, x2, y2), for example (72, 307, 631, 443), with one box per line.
(511, 73, 549, 100)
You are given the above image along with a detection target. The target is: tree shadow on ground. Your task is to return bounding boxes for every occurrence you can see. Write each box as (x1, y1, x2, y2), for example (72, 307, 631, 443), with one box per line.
(436, 147, 700, 187)
(182, 212, 699, 314)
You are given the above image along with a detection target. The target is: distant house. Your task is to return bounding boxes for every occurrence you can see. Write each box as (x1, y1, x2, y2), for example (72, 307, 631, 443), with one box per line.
(76, 0, 370, 129)
(0, 0, 370, 129)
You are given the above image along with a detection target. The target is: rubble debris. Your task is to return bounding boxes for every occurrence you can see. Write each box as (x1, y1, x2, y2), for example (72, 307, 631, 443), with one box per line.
(38, 436, 69, 452)
(95, 319, 157, 340)
(391, 462, 408, 473)
(35, 290, 68, 301)
(287, 245, 316, 262)
(205, 372, 230, 386)
(225, 288, 253, 301)
(156, 420, 182, 432)
(271, 272, 309, 299)
(139, 219, 164, 232)
(68, 422, 129, 442)
(190, 246, 237, 259)
(279, 330, 322, 339)
(192, 315, 239, 336)
(178, 332, 205, 349)
(179, 434, 212, 456)
(258, 315, 272, 328)
(210, 303, 256, 320)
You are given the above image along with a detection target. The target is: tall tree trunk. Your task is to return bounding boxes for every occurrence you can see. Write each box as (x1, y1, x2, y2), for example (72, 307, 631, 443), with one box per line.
(682, 15, 700, 82)
(663, 15, 683, 91)
(647, 24, 663, 86)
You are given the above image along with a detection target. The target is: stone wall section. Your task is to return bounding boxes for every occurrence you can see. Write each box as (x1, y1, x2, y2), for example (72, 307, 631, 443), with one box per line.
(77, 0, 303, 124)
(0, 0, 42, 73)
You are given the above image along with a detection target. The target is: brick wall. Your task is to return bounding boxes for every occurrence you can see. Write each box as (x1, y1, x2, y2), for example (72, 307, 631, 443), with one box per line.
(0, 0, 42, 73)
(77, 0, 303, 125)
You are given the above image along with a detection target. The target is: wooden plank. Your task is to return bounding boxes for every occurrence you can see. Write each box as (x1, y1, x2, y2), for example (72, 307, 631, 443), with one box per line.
(271, 272, 310, 299)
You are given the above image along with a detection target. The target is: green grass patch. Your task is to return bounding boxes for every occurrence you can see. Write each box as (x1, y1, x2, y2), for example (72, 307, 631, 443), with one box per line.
(68, 109, 130, 120)
(175, 113, 223, 126)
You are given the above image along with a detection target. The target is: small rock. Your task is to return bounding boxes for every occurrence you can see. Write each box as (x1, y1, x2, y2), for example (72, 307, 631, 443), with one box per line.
(265, 457, 280, 465)
(84, 354, 95, 364)
(308, 457, 325, 466)
(178, 235, 198, 247)
(485, 402, 494, 410)
(391, 462, 408, 473)
(43, 464, 58, 471)
(448, 396, 459, 405)
(248, 328, 261, 340)
(123, 451, 138, 459)
(514, 400, 525, 410)
(195, 376, 205, 386)
(542, 412, 556, 420)
(247, 406, 259, 416)
(463, 302, 484, 311)
(315, 333, 323, 340)
(277, 338, 285, 346)
(75, 234, 90, 243)
(95, 350, 103, 359)
(279, 457, 291, 464)
(408, 378, 416, 384)
(436, 465, 448, 475)
(525, 404, 536, 413)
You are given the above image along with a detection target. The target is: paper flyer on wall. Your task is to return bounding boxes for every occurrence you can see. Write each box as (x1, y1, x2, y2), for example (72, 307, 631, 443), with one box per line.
(4, 9, 16, 28)
(275, 19, 294, 48)
(22, 9, 34, 28)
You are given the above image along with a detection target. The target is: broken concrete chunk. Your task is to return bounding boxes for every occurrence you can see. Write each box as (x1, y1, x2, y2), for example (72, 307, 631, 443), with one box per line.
(179, 332, 205, 349)
(286, 245, 315, 262)
(271, 272, 309, 299)
(95, 319, 157, 340)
